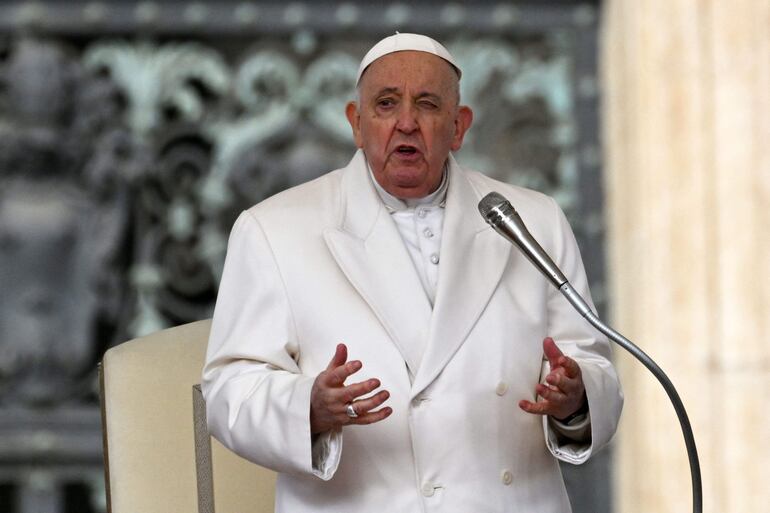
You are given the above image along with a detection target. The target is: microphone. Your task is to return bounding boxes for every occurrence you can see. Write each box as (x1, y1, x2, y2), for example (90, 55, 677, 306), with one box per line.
(477, 191, 591, 318)
(478, 191, 702, 513)
(478, 192, 567, 288)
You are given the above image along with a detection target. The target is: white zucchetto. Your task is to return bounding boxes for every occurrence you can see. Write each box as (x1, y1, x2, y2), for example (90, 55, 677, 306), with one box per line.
(356, 32, 462, 84)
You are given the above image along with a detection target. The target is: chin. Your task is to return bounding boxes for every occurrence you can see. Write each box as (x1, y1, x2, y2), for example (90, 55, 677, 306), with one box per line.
(377, 164, 438, 198)
(388, 168, 428, 186)
(388, 180, 435, 199)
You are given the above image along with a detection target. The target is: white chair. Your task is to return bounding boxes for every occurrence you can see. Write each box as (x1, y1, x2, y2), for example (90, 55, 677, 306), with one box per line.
(100, 319, 276, 513)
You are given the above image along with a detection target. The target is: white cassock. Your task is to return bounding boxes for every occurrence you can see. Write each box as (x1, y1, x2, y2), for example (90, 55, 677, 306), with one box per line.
(202, 149, 623, 513)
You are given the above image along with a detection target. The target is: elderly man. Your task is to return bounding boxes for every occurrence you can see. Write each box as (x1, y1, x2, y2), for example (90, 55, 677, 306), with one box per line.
(202, 33, 622, 513)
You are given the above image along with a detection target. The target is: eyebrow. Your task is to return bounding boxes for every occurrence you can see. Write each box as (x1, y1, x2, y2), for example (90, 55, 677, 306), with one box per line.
(374, 88, 443, 103)
(374, 87, 400, 98)
(415, 92, 442, 103)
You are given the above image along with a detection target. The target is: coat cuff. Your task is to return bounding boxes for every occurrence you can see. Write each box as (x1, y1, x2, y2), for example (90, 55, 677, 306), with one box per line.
(310, 428, 343, 480)
(549, 409, 591, 442)
(543, 411, 592, 464)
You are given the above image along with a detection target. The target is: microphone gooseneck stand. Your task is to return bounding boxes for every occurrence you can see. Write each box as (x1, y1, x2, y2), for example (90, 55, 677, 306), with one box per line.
(478, 192, 702, 513)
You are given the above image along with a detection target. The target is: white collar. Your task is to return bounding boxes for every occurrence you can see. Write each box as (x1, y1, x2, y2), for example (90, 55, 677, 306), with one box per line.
(367, 160, 449, 212)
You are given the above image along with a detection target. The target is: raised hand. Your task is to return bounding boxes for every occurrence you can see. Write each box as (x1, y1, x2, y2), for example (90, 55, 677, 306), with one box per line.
(519, 337, 587, 421)
(310, 343, 392, 434)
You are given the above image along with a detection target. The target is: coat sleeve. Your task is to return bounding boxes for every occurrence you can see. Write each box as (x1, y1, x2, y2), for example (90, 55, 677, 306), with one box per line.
(201, 210, 342, 479)
(540, 197, 624, 464)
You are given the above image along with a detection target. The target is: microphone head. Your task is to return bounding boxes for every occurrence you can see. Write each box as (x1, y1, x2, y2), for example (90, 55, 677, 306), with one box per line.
(478, 190, 569, 288)
(478, 192, 512, 221)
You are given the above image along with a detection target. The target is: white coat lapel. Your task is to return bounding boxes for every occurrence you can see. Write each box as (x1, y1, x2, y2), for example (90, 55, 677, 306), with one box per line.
(323, 151, 432, 378)
(412, 156, 512, 397)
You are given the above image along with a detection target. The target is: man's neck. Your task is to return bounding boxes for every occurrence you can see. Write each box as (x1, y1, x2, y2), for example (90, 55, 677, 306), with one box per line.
(368, 164, 449, 212)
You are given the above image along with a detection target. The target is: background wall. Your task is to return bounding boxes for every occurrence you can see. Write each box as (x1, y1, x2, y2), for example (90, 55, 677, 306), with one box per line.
(0, 1, 610, 512)
(603, 1, 770, 512)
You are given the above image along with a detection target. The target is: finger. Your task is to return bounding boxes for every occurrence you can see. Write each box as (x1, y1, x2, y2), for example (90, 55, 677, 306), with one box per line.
(326, 343, 348, 371)
(544, 370, 567, 389)
(542, 337, 564, 368)
(338, 378, 382, 404)
(348, 389, 390, 415)
(545, 371, 582, 399)
(520, 398, 567, 418)
(535, 383, 566, 403)
(324, 359, 362, 387)
(349, 406, 393, 426)
(518, 399, 551, 416)
(558, 355, 581, 379)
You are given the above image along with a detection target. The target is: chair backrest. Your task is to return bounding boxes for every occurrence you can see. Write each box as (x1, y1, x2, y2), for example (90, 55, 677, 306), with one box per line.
(100, 319, 276, 513)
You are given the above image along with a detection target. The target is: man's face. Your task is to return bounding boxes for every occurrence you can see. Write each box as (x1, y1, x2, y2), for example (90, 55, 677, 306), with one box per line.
(346, 51, 473, 199)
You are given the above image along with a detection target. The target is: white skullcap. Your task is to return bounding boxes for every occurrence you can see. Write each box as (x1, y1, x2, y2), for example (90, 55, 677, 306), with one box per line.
(356, 32, 461, 84)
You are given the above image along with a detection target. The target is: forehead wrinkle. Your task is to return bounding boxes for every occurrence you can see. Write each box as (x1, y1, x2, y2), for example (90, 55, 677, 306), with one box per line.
(374, 87, 401, 97)
(356, 53, 461, 106)
(374, 87, 444, 101)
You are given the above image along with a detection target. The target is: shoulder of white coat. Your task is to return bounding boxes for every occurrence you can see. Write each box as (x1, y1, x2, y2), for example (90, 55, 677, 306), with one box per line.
(243, 168, 345, 230)
(462, 168, 562, 223)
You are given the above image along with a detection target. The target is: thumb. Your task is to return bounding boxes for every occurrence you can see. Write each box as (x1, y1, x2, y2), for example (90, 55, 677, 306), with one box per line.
(543, 337, 564, 368)
(327, 343, 348, 371)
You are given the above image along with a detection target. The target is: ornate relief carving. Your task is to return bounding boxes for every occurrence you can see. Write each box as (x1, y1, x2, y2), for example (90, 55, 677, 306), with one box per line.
(83, 41, 230, 137)
(451, 35, 578, 206)
(0, 36, 141, 405)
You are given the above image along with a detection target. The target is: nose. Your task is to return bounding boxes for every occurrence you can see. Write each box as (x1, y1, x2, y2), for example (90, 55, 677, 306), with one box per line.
(395, 103, 418, 134)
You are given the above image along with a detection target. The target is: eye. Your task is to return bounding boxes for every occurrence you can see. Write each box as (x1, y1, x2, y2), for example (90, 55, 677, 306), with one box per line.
(417, 99, 439, 110)
(376, 97, 396, 109)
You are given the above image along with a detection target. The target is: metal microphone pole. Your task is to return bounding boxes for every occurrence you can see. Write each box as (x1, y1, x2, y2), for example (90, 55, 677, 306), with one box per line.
(558, 282, 702, 513)
(479, 192, 702, 513)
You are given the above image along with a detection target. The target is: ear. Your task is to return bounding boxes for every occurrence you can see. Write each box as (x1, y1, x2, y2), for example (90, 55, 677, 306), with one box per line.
(345, 101, 363, 148)
(450, 106, 473, 151)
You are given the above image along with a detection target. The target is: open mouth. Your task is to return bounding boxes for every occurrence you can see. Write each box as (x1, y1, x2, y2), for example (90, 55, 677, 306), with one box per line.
(395, 145, 419, 155)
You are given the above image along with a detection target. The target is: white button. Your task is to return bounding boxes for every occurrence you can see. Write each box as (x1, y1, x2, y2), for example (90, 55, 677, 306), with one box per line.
(430, 253, 439, 264)
(495, 382, 508, 396)
(421, 482, 435, 497)
(501, 469, 513, 485)
(423, 227, 434, 238)
(417, 208, 428, 218)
